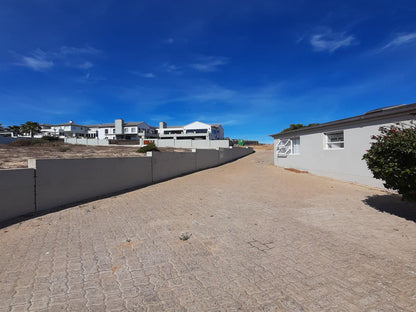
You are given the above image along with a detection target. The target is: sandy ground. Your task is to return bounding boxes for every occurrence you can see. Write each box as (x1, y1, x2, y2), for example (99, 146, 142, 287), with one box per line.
(0, 143, 194, 169)
(0, 149, 415, 311)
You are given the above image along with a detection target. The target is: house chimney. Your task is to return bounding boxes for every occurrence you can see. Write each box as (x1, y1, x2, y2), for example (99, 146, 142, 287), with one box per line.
(115, 119, 124, 135)
(69, 120, 73, 124)
(159, 122, 167, 129)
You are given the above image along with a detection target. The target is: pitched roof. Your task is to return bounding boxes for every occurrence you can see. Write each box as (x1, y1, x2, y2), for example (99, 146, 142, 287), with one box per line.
(86, 121, 146, 128)
(270, 102, 416, 137)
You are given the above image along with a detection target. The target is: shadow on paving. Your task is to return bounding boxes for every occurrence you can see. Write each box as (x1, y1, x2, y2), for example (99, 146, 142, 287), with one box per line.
(363, 194, 416, 222)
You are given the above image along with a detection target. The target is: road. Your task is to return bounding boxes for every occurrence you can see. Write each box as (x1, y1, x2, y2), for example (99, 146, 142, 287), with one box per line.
(1, 149, 415, 311)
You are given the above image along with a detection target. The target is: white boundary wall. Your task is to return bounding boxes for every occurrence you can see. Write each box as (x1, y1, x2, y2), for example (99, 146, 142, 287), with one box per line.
(155, 139, 230, 149)
(0, 147, 253, 223)
(65, 137, 110, 145)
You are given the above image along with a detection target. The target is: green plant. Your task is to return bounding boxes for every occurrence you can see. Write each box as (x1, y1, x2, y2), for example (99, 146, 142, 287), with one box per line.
(362, 122, 416, 201)
(9, 139, 37, 146)
(281, 123, 320, 133)
(42, 136, 60, 141)
(58, 146, 71, 152)
(137, 143, 159, 153)
(20, 121, 41, 138)
(179, 232, 192, 241)
(9, 138, 59, 146)
(6, 125, 22, 136)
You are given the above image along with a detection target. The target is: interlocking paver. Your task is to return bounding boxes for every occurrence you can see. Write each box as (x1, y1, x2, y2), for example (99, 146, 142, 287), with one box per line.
(1, 149, 416, 311)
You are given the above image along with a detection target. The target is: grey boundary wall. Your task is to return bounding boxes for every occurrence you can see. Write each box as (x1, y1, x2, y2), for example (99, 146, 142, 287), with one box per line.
(0, 169, 35, 222)
(28, 157, 152, 212)
(0, 147, 252, 223)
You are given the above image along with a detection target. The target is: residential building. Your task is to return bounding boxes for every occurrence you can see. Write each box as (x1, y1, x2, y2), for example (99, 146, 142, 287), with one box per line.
(39, 121, 88, 138)
(86, 119, 157, 142)
(8, 118, 226, 147)
(270, 103, 416, 189)
(157, 121, 224, 140)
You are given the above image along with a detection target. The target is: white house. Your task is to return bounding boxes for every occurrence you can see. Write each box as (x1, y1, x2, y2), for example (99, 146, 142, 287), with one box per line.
(39, 121, 89, 138)
(157, 121, 224, 140)
(86, 119, 157, 143)
(270, 103, 416, 189)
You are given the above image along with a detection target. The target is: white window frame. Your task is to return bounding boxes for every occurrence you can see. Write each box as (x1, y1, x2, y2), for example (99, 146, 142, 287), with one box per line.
(324, 131, 344, 150)
(291, 137, 300, 155)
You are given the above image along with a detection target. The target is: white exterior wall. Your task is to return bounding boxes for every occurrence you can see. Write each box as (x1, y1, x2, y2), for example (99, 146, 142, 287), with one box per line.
(96, 127, 116, 139)
(210, 125, 224, 140)
(273, 117, 413, 189)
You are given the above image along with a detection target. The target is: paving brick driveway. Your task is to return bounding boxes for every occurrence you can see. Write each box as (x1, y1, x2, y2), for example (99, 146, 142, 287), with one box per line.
(1, 150, 415, 311)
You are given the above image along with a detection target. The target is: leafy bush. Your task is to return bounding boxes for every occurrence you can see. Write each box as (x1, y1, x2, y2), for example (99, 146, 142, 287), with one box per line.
(281, 123, 320, 132)
(362, 122, 416, 201)
(9, 139, 39, 146)
(42, 136, 60, 141)
(58, 146, 71, 152)
(9, 138, 61, 146)
(137, 143, 159, 153)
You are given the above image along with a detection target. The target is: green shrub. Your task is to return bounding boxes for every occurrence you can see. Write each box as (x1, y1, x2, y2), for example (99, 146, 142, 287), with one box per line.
(58, 146, 71, 152)
(137, 143, 159, 153)
(9, 138, 61, 146)
(363, 122, 416, 201)
(9, 139, 38, 146)
(42, 136, 60, 141)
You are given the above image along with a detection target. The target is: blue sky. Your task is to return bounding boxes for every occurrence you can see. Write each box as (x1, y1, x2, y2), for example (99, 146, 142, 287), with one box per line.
(1, 0, 416, 143)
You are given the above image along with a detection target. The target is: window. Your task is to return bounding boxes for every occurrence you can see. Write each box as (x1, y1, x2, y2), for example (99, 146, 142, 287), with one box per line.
(105, 129, 108, 134)
(112, 129, 115, 134)
(291, 137, 300, 154)
(125, 127, 129, 133)
(324, 131, 344, 149)
(276, 137, 300, 156)
(131, 127, 135, 132)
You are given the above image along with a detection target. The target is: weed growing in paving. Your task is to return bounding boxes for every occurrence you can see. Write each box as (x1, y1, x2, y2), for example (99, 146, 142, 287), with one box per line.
(179, 232, 192, 241)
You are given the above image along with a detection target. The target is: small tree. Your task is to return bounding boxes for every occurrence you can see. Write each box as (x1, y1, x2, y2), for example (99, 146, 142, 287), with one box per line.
(20, 121, 41, 138)
(7, 125, 22, 137)
(362, 122, 416, 201)
(281, 123, 320, 133)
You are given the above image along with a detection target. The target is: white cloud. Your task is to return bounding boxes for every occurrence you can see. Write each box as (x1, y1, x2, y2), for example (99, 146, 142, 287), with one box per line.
(57, 46, 101, 56)
(78, 61, 93, 69)
(381, 32, 416, 50)
(16, 49, 54, 71)
(310, 30, 356, 53)
(141, 72, 155, 78)
(12, 46, 101, 71)
(191, 56, 229, 72)
(163, 63, 182, 73)
(130, 71, 156, 78)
